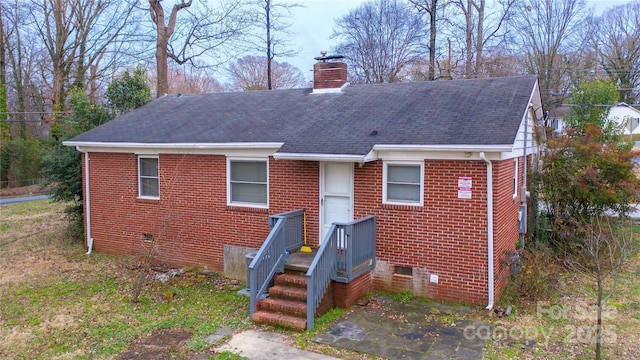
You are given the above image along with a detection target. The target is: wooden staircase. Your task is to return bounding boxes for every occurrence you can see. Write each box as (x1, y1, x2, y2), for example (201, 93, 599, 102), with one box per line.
(252, 270, 334, 331)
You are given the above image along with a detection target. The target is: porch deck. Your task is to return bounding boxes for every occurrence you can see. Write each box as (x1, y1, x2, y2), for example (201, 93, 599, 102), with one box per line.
(285, 250, 373, 279)
(285, 250, 316, 272)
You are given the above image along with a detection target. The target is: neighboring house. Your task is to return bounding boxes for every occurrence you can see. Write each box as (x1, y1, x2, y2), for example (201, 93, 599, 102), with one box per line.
(546, 104, 569, 136)
(64, 55, 542, 325)
(548, 102, 640, 137)
(608, 102, 640, 135)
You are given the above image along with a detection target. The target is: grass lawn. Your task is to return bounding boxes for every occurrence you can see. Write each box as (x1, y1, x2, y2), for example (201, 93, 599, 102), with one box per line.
(483, 232, 640, 359)
(0, 200, 252, 359)
(1, 199, 639, 359)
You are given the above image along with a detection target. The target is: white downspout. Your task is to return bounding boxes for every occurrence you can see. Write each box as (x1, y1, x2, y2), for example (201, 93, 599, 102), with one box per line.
(77, 147, 93, 255)
(479, 152, 494, 310)
(519, 109, 530, 252)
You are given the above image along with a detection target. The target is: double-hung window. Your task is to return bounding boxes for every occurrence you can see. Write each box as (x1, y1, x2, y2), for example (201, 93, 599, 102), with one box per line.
(383, 162, 423, 205)
(228, 159, 268, 207)
(138, 156, 159, 198)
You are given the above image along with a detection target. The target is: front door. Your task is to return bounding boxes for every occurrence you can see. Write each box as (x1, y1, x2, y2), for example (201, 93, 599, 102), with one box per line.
(320, 162, 354, 242)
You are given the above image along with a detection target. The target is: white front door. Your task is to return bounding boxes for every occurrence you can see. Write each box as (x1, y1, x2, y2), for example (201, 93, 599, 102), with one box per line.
(320, 162, 354, 242)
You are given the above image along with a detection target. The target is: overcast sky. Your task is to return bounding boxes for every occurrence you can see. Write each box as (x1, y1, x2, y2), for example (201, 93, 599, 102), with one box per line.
(281, 0, 635, 82)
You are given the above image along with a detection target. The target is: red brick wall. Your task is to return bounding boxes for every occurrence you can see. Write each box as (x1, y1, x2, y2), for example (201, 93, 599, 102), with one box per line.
(355, 160, 489, 304)
(269, 159, 320, 248)
(333, 272, 372, 308)
(353, 158, 519, 305)
(84, 154, 320, 272)
(493, 157, 527, 298)
(83, 153, 521, 305)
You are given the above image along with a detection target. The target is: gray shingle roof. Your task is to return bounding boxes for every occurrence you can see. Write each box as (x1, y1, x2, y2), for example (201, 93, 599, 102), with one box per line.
(69, 76, 538, 156)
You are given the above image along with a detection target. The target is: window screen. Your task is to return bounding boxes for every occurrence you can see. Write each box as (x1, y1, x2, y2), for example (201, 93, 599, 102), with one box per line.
(386, 164, 421, 203)
(230, 160, 267, 205)
(139, 157, 159, 198)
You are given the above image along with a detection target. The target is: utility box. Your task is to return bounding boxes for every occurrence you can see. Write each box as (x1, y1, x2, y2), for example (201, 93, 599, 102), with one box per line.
(245, 251, 258, 290)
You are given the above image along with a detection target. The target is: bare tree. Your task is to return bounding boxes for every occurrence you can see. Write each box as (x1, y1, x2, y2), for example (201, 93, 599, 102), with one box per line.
(447, 0, 516, 78)
(564, 216, 636, 360)
(148, 0, 192, 98)
(398, 58, 432, 82)
(332, 0, 427, 84)
(409, 0, 448, 80)
(0, 4, 5, 106)
(167, 64, 225, 94)
(0, 3, 8, 188)
(509, 0, 591, 108)
(227, 55, 305, 91)
(592, 1, 640, 103)
(480, 48, 527, 77)
(244, 0, 301, 90)
(69, 0, 139, 98)
(148, 0, 248, 98)
(29, 0, 138, 112)
(3, 0, 48, 138)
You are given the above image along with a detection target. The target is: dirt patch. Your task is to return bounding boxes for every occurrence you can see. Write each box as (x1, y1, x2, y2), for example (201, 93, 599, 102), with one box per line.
(119, 329, 193, 360)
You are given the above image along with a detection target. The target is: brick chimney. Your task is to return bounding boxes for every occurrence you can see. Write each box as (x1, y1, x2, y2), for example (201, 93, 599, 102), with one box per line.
(313, 52, 347, 93)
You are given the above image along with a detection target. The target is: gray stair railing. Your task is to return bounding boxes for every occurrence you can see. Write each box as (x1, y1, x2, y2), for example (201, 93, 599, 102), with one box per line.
(336, 216, 376, 282)
(249, 209, 305, 317)
(306, 215, 376, 330)
(306, 223, 338, 330)
(268, 209, 306, 251)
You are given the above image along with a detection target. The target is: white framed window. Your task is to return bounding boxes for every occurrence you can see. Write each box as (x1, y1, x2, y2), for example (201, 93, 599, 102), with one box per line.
(138, 156, 159, 199)
(513, 158, 518, 198)
(383, 162, 424, 205)
(227, 158, 268, 207)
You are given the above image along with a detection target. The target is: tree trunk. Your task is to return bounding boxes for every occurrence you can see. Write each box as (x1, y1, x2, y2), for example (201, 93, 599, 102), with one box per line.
(149, 0, 193, 98)
(596, 275, 602, 360)
(265, 0, 272, 90)
(444, 38, 453, 80)
(156, 28, 169, 97)
(4, 9, 26, 138)
(0, 5, 8, 188)
(150, 0, 169, 97)
(0, 5, 7, 123)
(52, 0, 70, 114)
(428, 0, 437, 80)
(464, 0, 473, 78)
(474, 0, 484, 76)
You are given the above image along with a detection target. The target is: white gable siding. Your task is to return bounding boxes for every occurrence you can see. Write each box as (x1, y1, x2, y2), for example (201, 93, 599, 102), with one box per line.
(501, 81, 542, 161)
(608, 104, 640, 135)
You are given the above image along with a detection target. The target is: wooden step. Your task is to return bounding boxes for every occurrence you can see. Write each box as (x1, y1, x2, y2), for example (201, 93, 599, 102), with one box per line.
(259, 297, 307, 316)
(252, 310, 306, 331)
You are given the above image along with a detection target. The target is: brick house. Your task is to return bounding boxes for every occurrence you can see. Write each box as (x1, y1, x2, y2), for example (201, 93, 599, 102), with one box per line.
(65, 55, 542, 329)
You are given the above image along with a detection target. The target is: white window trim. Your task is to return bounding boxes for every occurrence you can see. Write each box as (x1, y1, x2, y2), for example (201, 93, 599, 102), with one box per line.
(138, 155, 160, 199)
(513, 158, 518, 199)
(382, 161, 424, 206)
(227, 157, 269, 209)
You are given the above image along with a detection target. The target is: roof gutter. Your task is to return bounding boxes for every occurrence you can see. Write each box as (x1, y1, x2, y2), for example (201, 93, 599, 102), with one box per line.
(479, 151, 494, 310)
(62, 141, 285, 154)
(62, 141, 284, 149)
(76, 146, 93, 255)
(273, 152, 370, 162)
(372, 144, 513, 152)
